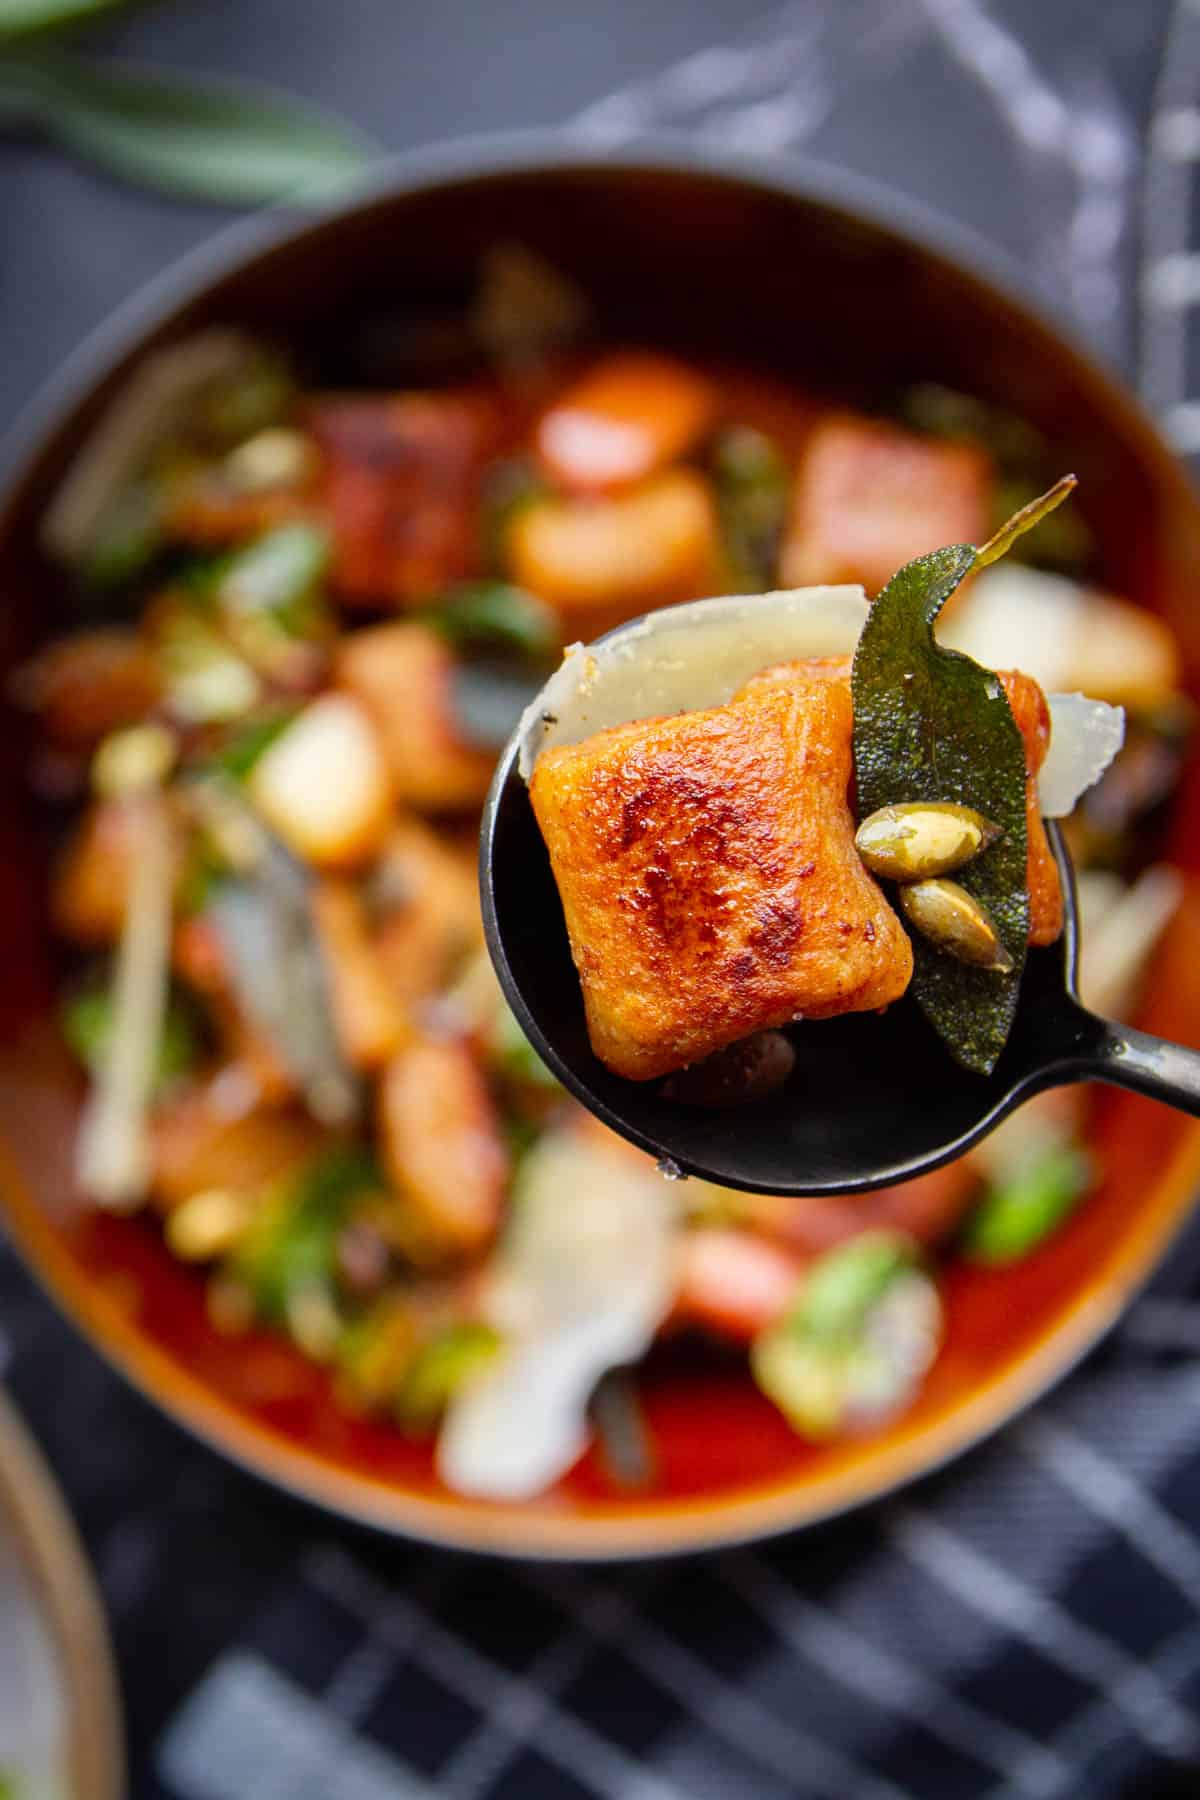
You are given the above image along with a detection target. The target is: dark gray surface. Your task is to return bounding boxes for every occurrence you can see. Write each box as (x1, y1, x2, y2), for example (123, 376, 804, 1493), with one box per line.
(0, 0, 1173, 432)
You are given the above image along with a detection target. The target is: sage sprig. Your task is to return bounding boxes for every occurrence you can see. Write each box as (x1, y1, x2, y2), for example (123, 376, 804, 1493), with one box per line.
(0, 1, 373, 204)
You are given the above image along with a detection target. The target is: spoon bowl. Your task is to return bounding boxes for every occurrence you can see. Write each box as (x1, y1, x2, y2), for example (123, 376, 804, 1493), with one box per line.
(481, 746, 1200, 1196)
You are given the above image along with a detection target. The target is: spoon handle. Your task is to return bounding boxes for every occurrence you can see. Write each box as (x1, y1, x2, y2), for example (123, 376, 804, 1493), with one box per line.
(1076, 1017, 1200, 1116)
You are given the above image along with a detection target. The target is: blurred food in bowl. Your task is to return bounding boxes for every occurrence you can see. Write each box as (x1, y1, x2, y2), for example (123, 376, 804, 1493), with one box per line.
(14, 243, 1190, 1503)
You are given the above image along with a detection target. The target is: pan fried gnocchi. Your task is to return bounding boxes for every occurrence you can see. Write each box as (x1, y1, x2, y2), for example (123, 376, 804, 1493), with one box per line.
(530, 671, 913, 1080)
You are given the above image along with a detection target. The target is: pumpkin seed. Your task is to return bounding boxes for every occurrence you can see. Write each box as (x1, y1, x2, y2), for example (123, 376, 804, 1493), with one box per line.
(855, 801, 999, 882)
(899, 879, 1015, 973)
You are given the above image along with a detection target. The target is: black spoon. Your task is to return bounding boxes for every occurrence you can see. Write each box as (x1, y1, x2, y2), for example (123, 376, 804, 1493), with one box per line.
(480, 752, 1200, 1197)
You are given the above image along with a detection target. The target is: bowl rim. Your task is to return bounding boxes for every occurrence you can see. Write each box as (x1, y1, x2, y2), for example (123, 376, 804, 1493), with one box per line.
(0, 1388, 125, 1798)
(3, 126, 1200, 1560)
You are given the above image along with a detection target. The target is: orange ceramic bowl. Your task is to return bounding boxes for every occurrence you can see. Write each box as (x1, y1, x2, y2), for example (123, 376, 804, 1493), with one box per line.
(2, 136, 1200, 1558)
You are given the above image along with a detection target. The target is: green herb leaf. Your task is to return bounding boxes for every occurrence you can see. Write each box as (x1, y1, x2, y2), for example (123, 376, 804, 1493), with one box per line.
(62, 973, 199, 1090)
(430, 581, 559, 661)
(853, 543, 1028, 1072)
(0, 51, 372, 204)
(792, 1230, 916, 1342)
(479, 457, 548, 572)
(962, 1145, 1091, 1265)
(0, 0, 127, 40)
(853, 479, 1076, 1073)
(395, 1321, 501, 1429)
(209, 708, 298, 781)
(712, 425, 789, 593)
(752, 1231, 940, 1439)
(215, 523, 329, 623)
(235, 1145, 379, 1323)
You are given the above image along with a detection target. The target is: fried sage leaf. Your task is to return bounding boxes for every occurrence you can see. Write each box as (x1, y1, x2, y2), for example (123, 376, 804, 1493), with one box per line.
(853, 541, 1028, 1072)
(852, 480, 1075, 1073)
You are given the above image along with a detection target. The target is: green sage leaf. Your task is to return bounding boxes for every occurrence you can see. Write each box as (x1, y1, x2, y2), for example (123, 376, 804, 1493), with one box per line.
(852, 543, 1029, 1074)
(852, 478, 1076, 1073)
(431, 581, 559, 661)
(962, 1145, 1091, 1265)
(0, 0, 127, 41)
(0, 51, 372, 204)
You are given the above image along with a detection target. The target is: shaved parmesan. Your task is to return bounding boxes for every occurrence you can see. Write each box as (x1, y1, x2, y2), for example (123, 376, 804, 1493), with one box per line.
(437, 1125, 676, 1500)
(1040, 694, 1126, 818)
(516, 585, 868, 778)
(517, 584, 1126, 825)
(1077, 865, 1182, 1020)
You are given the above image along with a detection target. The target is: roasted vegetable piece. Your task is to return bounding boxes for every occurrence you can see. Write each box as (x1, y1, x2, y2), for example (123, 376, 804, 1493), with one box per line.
(673, 1227, 807, 1343)
(530, 673, 912, 1081)
(311, 879, 408, 1070)
(334, 621, 494, 811)
(53, 796, 183, 945)
(377, 1037, 507, 1256)
(14, 629, 163, 748)
(781, 414, 990, 594)
(310, 392, 496, 605)
(535, 352, 716, 493)
(165, 468, 316, 547)
(369, 817, 483, 1006)
(248, 694, 393, 868)
(509, 469, 720, 622)
(149, 1076, 328, 1209)
(997, 668, 1064, 947)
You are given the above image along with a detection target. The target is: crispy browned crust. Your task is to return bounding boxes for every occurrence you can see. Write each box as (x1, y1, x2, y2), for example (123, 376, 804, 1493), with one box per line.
(530, 678, 913, 1081)
(742, 658, 1063, 948)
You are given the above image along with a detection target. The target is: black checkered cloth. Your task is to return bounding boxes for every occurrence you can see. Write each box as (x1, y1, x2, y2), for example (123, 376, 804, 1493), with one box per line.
(6, 4, 1200, 1797)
